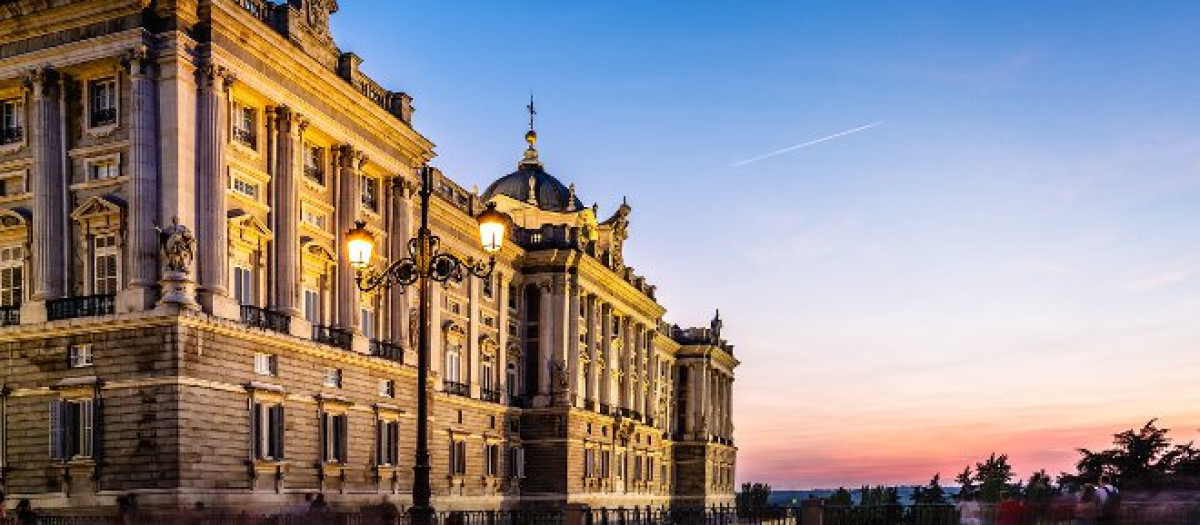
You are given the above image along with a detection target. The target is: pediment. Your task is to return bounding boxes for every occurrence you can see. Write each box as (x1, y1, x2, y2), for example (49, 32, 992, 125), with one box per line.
(227, 210, 273, 240)
(479, 336, 498, 356)
(70, 195, 124, 222)
(302, 237, 336, 262)
(0, 207, 29, 230)
(443, 321, 466, 341)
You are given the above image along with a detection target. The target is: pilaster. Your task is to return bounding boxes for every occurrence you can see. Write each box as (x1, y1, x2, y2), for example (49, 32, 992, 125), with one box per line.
(25, 66, 64, 302)
(334, 145, 363, 332)
(271, 106, 303, 317)
(118, 45, 161, 313)
(193, 56, 237, 318)
(387, 176, 413, 349)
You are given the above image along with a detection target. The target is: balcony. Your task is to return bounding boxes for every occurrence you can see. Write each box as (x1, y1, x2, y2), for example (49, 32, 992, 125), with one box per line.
(240, 305, 290, 333)
(313, 325, 353, 351)
(0, 305, 18, 326)
(47, 294, 115, 321)
(443, 380, 469, 397)
(303, 165, 324, 185)
(0, 126, 21, 145)
(369, 339, 403, 364)
(480, 388, 501, 403)
(508, 395, 528, 408)
(232, 127, 256, 149)
(599, 403, 611, 416)
(584, 399, 596, 411)
(89, 107, 117, 127)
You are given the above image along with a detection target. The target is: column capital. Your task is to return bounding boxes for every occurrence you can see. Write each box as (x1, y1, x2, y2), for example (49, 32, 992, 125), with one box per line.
(22, 67, 58, 99)
(122, 44, 155, 76)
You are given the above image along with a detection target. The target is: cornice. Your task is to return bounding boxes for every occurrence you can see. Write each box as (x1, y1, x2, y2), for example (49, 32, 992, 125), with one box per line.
(208, 3, 433, 173)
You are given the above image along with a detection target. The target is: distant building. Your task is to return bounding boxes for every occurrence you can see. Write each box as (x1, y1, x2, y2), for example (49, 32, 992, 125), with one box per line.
(0, 0, 738, 512)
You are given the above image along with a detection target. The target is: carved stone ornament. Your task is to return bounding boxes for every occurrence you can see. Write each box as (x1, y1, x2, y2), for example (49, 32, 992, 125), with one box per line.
(552, 359, 569, 390)
(158, 216, 196, 273)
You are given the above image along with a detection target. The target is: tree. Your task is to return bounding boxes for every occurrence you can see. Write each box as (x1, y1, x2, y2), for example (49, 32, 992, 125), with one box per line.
(1059, 419, 1193, 491)
(827, 487, 853, 506)
(1023, 469, 1057, 502)
(955, 466, 976, 501)
(912, 474, 949, 505)
(736, 482, 772, 514)
(972, 453, 1015, 503)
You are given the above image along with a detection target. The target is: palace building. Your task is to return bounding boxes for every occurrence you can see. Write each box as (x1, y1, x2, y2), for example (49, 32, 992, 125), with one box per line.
(0, 0, 738, 512)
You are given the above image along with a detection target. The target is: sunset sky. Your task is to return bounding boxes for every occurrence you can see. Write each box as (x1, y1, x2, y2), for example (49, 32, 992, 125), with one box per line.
(332, 2, 1200, 488)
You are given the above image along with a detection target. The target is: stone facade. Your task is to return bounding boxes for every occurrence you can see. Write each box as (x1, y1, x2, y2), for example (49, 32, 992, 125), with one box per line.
(0, 0, 738, 513)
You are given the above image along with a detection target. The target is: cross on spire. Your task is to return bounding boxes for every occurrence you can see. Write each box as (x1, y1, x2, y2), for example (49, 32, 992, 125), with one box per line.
(527, 93, 537, 132)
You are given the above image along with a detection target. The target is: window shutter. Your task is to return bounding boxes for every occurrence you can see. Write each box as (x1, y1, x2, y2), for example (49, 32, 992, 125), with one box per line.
(252, 402, 263, 460)
(389, 422, 399, 466)
(274, 405, 285, 460)
(337, 414, 348, 463)
(375, 419, 383, 465)
(49, 399, 62, 460)
(319, 412, 328, 462)
(85, 398, 99, 459)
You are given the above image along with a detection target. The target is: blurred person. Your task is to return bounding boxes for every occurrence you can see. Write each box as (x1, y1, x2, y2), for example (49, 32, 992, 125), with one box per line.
(957, 493, 983, 525)
(377, 495, 401, 525)
(308, 493, 331, 525)
(1095, 475, 1119, 524)
(995, 491, 1025, 525)
(14, 499, 37, 525)
(0, 489, 7, 518)
(1074, 485, 1099, 525)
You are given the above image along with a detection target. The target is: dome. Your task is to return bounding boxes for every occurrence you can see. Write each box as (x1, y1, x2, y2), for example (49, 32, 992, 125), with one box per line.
(482, 165, 584, 213)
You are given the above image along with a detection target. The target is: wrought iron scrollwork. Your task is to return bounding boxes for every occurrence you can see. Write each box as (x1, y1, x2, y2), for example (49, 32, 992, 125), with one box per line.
(354, 224, 495, 293)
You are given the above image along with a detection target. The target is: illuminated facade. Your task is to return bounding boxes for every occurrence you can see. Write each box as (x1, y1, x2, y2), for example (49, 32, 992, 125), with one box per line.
(0, 0, 737, 512)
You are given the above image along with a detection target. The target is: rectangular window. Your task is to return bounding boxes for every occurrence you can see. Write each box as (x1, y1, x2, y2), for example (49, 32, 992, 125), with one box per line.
(481, 359, 494, 392)
(303, 289, 320, 324)
(509, 446, 525, 479)
(648, 457, 655, 481)
(68, 344, 93, 368)
(0, 245, 22, 307)
(232, 102, 256, 148)
(486, 443, 500, 477)
(87, 156, 119, 180)
(50, 398, 96, 460)
(320, 412, 349, 464)
(88, 78, 117, 128)
(0, 99, 23, 145)
(584, 448, 595, 478)
(450, 440, 467, 476)
(230, 176, 260, 199)
(361, 307, 376, 340)
(233, 266, 253, 305)
(301, 207, 327, 230)
(376, 419, 400, 466)
(324, 368, 342, 389)
(93, 234, 119, 295)
(601, 450, 611, 478)
(360, 175, 379, 212)
(251, 402, 285, 461)
(303, 144, 324, 184)
(379, 379, 395, 398)
(254, 353, 277, 376)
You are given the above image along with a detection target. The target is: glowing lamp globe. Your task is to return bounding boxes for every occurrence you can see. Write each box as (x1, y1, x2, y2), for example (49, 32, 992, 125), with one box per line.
(346, 221, 375, 269)
(476, 202, 507, 255)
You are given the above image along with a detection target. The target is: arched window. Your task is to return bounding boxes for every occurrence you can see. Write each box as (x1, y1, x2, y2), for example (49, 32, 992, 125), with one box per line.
(445, 343, 462, 383)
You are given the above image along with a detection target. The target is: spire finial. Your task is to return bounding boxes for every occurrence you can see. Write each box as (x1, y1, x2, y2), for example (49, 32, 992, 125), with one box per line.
(519, 94, 543, 169)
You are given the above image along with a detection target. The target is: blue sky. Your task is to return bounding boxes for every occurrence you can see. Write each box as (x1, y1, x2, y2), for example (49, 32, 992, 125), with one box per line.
(333, 2, 1200, 487)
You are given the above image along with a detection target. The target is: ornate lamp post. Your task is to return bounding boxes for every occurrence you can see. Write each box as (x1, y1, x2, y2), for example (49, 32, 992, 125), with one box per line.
(346, 164, 507, 525)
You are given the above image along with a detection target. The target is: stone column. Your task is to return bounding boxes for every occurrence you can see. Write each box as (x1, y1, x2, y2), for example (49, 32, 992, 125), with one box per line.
(120, 46, 160, 311)
(160, 40, 198, 277)
(535, 280, 553, 404)
(194, 62, 236, 317)
(496, 273, 509, 402)
(648, 347, 659, 427)
(585, 295, 599, 405)
(726, 376, 734, 439)
(565, 280, 581, 406)
(467, 275, 481, 396)
(599, 303, 611, 408)
(684, 362, 698, 436)
(25, 67, 64, 303)
(622, 320, 634, 410)
(387, 176, 413, 348)
(271, 106, 302, 317)
(334, 145, 362, 331)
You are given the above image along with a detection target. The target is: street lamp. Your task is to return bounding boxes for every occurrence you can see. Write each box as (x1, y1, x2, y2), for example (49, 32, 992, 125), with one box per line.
(346, 164, 506, 525)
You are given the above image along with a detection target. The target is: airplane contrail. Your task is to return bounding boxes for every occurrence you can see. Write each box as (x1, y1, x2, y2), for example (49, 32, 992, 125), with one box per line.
(729, 121, 884, 168)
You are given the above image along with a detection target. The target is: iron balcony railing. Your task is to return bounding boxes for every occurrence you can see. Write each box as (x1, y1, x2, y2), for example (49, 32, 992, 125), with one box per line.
(232, 127, 256, 149)
(0, 305, 18, 326)
(369, 339, 403, 364)
(90, 107, 117, 127)
(313, 325, 353, 351)
(0, 126, 21, 145)
(239, 305, 290, 333)
(480, 388, 501, 403)
(303, 165, 324, 185)
(599, 403, 611, 415)
(47, 294, 115, 321)
(443, 380, 469, 397)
